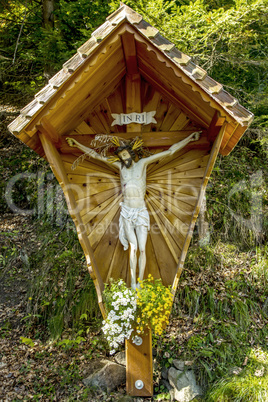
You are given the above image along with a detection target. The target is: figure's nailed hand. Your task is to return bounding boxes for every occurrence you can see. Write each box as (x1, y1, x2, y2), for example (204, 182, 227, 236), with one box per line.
(66, 137, 76, 147)
(191, 131, 201, 141)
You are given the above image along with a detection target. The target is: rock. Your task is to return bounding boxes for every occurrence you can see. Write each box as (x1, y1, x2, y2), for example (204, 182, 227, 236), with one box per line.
(160, 378, 173, 391)
(168, 368, 202, 402)
(173, 385, 202, 402)
(114, 351, 126, 366)
(173, 360, 185, 371)
(229, 366, 242, 375)
(83, 361, 126, 392)
(161, 366, 169, 380)
(184, 361, 194, 367)
(117, 396, 133, 402)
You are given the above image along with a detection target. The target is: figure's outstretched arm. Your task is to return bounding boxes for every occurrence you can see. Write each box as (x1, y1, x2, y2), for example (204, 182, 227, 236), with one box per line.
(142, 131, 201, 167)
(66, 137, 121, 168)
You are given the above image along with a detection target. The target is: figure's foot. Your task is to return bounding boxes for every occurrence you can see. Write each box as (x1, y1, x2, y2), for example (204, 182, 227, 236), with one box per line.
(131, 282, 137, 290)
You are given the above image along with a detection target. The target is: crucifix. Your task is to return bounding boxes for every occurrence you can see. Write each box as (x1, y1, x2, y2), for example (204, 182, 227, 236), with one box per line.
(67, 131, 200, 289)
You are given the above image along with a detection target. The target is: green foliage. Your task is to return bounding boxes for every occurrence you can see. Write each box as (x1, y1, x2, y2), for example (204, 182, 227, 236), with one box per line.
(20, 336, 35, 347)
(206, 143, 267, 247)
(205, 348, 268, 401)
(164, 243, 268, 393)
(25, 220, 101, 340)
(0, 0, 110, 95)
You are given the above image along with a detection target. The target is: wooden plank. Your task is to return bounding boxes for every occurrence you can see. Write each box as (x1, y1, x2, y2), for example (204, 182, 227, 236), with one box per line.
(87, 110, 108, 134)
(148, 149, 209, 176)
(149, 155, 210, 179)
(94, 209, 121, 283)
(126, 73, 142, 132)
(152, 96, 169, 131)
(96, 100, 117, 134)
(81, 192, 121, 224)
(61, 153, 119, 175)
(76, 186, 120, 210)
(67, 174, 120, 185)
(131, 30, 221, 122)
(148, 148, 208, 176)
(148, 186, 194, 216)
(51, 39, 124, 128)
(146, 147, 188, 175)
(121, 31, 139, 75)
(145, 232, 161, 280)
(126, 330, 153, 397)
(106, 83, 125, 133)
(105, 236, 128, 283)
(143, 83, 161, 113)
(148, 214, 177, 286)
(38, 132, 105, 317)
(37, 117, 61, 147)
(172, 123, 226, 292)
(146, 183, 198, 207)
(146, 191, 190, 239)
(74, 121, 95, 135)
(88, 195, 122, 248)
(63, 161, 118, 178)
(80, 189, 120, 219)
(207, 111, 226, 142)
(148, 166, 207, 180)
(147, 202, 180, 263)
(159, 103, 182, 132)
(148, 186, 196, 214)
(221, 124, 246, 156)
(61, 131, 208, 152)
(142, 83, 161, 132)
(78, 182, 121, 198)
(170, 112, 190, 131)
(57, 63, 126, 136)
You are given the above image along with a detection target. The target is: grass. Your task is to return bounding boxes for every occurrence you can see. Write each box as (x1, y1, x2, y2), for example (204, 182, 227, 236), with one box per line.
(205, 348, 268, 401)
(154, 242, 268, 400)
(21, 219, 101, 340)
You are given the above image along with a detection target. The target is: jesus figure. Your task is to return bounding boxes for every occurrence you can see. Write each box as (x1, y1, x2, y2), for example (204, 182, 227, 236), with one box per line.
(67, 132, 200, 289)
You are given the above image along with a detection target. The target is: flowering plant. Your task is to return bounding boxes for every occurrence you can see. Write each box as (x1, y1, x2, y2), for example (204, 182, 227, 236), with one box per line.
(102, 279, 137, 354)
(102, 275, 173, 354)
(136, 274, 173, 336)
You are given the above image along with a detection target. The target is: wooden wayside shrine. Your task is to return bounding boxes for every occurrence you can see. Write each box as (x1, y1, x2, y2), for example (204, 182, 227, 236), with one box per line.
(8, 3, 253, 396)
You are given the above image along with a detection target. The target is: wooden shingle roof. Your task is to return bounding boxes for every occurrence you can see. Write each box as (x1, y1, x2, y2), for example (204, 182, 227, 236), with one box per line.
(8, 3, 253, 156)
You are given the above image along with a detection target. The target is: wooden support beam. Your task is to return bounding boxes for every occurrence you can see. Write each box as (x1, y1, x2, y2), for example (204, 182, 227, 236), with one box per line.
(126, 330, 153, 397)
(121, 31, 139, 75)
(124, 67, 153, 396)
(60, 130, 209, 153)
(126, 73, 142, 132)
(38, 131, 106, 318)
(207, 111, 226, 143)
(37, 117, 62, 147)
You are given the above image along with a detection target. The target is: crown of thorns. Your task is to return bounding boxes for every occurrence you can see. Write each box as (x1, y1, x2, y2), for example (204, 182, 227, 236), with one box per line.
(72, 135, 149, 170)
(90, 135, 146, 163)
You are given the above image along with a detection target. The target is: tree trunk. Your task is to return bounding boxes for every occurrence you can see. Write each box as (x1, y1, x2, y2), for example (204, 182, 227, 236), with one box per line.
(198, 194, 210, 246)
(42, 0, 54, 29)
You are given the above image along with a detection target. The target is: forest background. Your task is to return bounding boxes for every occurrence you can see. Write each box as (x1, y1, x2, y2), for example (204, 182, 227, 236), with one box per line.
(0, 0, 267, 400)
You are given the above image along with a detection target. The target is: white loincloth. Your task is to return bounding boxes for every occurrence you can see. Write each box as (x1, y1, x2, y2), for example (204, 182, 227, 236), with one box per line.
(119, 202, 150, 250)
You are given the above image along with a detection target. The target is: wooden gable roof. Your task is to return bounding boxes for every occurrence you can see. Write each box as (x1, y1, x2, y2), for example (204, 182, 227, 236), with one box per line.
(8, 3, 253, 157)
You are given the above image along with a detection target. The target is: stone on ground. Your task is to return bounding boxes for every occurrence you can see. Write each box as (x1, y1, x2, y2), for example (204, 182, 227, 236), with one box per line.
(83, 361, 126, 392)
